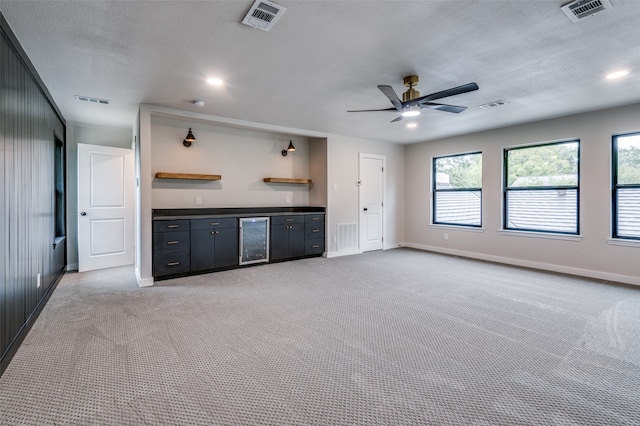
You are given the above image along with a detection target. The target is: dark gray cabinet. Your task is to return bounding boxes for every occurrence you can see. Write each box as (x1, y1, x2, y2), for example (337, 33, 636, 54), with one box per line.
(190, 218, 238, 272)
(304, 213, 325, 256)
(153, 220, 190, 277)
(270, 215, 305, 261)
(152, 210, 325, 280)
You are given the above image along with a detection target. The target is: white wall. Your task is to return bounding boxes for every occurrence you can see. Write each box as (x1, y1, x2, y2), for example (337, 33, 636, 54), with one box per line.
(151, 116, 311, 208)
(405, 102, 640, 285)
(66, 122, 133, 270)
(326, 135, 405, 255)
(136, 105, 406, 285)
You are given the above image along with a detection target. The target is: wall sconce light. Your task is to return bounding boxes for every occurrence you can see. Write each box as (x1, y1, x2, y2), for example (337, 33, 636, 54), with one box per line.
(183, 128, 196, 147)
(281, 140, 295, 156)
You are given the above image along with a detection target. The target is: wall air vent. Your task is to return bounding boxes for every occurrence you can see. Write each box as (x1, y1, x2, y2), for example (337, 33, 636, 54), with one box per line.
(241, 0, 287, 31)
(561, 0, 612, 23)
(75, 95, 110, 105)
(478, 100, 509, 110)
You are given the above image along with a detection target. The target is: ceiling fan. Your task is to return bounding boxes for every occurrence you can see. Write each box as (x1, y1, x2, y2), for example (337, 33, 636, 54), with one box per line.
(348, 75, 479, 122)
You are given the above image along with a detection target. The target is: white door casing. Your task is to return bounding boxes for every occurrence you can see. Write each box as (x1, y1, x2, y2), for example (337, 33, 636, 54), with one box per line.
(359, 153, 385, 252)
(78, 144, 135, 272)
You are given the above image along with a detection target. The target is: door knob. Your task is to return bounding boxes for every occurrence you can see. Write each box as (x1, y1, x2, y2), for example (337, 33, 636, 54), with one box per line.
(363, 207, 368, 211)
(80, 211, 87, 216)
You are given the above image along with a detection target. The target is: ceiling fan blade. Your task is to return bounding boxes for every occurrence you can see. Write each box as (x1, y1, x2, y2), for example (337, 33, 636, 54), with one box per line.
(391, 115, 404, 123)
(347, 107, 398, 112)
(377, 85, 403, 111)
(420, 102, 467, 114)
(411, 82, 479, 105)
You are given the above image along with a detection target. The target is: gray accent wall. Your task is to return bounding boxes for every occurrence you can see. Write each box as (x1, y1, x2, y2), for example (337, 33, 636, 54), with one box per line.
(1, 14, 67, 374)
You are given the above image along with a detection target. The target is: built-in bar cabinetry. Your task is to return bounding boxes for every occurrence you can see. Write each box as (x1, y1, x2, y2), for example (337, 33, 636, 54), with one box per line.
(152, 208, 325, 280)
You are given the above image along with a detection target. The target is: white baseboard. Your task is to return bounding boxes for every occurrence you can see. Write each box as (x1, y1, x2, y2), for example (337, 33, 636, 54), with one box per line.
(326, 248, 362, 258)
(135, 268, 154, 287)
(403, 242, 640, 287)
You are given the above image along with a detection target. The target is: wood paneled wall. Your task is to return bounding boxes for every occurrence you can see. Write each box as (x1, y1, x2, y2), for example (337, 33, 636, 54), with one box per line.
(1, 16, 66, 375)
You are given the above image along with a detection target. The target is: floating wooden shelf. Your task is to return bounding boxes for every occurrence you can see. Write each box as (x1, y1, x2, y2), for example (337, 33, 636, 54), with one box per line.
(155, 172, 221, 181)
(263, 177, 312, 184)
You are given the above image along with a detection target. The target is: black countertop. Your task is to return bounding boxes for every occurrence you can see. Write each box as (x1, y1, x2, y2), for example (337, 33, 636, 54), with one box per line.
(153, 206, 325, 220)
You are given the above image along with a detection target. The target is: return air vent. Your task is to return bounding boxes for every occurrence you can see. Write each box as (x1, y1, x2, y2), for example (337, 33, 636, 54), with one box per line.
(478, 100, 509, 110)
(561, 0, 612, 23)
(75, 95, 110, 105)
(241, 0, 287, 31)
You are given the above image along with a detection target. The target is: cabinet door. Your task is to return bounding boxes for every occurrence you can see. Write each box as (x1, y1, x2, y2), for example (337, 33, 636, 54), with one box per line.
(214, 226, 239, 268)
(190, 229, 215, 272)
(270, 224, 289, 261)
(288, 223, 305, 258)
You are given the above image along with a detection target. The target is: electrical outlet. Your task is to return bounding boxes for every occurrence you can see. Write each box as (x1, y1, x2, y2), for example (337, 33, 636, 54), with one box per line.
(37, 273, 41, 288)
(285, 196, 291, 204)
(444, 233, 449, 241)
(195, 197, 202, 205)
(333, 235, 337, 243)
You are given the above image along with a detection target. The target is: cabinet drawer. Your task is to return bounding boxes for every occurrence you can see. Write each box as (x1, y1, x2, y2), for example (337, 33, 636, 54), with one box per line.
(191, 217, 237, 230)
(305, 214, 325, 223)
(154, 231, 190, 253)
(154, 251, 190, 276)
(270, 215, 304, 225)
(153, 220, 189, 233)
(305, 223, 325, 239)
(305, 238, 325, 255)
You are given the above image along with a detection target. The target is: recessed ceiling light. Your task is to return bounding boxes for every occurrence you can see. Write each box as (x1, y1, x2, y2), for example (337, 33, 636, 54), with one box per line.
(606, 70, 629, 80)
(406, 123, 417, 128)
(207, 78, 224, 86)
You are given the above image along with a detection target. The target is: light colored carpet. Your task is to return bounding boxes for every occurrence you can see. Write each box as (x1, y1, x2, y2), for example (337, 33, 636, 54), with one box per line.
(1, 248, 639, 425)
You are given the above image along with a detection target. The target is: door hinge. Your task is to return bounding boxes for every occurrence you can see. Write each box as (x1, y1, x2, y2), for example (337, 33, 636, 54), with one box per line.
(382, 167, 384, 172)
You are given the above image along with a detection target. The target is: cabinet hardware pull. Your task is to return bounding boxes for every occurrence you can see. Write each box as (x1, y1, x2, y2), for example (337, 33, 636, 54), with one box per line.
(167, 241, 179, 245)
(312, 245, 319, 248)
(167, 262, 180, 266)
(167, 225, 179, 228)
(214, 231, 219, 234)
(210, 222, 220, 226)
(312, 217, 319, 221)
(312, 229, 320, 233)
(285, 218, 293, 222)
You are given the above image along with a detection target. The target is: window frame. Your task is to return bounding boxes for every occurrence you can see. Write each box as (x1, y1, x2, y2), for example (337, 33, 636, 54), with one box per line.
(503, 139, 580, 235)
(54, 134, 66, 247)
(612, 132, 640, 240)
(432, 151, 482, 228)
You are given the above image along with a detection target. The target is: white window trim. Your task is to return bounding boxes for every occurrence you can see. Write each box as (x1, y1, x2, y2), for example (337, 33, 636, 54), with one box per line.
(499, 229, 582, 242)
(606, 238, 640, 248)
(430, 224, 484, 233)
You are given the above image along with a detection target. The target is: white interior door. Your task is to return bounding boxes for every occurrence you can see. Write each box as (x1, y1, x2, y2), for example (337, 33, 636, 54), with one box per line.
(360, 153, 385, 252)
(78, 143, 134, 272)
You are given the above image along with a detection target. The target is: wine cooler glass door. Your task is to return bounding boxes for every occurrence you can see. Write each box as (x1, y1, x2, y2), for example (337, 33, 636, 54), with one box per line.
(240, 217, 270, 265)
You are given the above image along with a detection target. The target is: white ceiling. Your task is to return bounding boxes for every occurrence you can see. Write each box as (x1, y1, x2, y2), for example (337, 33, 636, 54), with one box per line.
(2, 0, 640, 144)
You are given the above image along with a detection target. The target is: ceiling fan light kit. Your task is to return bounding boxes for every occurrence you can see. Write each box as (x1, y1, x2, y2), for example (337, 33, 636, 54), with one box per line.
(348, 74, 478, 123)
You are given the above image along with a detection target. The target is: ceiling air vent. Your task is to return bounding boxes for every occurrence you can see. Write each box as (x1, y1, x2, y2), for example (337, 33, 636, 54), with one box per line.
(241, 0, 287, 31)
(561, 0, 612, 23)
(75, 95, 110, 105)
(478, 100, 509, 110)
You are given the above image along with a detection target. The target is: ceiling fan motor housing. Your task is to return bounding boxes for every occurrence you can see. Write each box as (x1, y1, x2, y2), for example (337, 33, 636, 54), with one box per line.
(402, 75, 420, 102)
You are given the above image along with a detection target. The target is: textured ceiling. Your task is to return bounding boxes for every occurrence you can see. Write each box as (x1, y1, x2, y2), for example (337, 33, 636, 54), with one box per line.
(2, 0, 640, 144)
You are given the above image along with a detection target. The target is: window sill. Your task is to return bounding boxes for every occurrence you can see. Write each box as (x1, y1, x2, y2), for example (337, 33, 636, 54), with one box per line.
(606, 238, 640, 248)
(430, 224, 484, 233)
(499, 230, 582, 242)
(53, 236, 66, 249)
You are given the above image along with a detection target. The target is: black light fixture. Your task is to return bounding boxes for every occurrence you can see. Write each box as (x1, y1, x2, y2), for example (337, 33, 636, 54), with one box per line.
(183, 128, 196, 147)
(281, 140, 295, 156)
